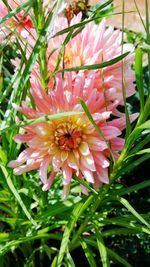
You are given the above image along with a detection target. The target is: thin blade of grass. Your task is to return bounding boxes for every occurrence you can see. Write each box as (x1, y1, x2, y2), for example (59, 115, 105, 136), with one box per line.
(121, 0, 131, 138)
(58, 52, 129, 72)
(135, 48, 144, 111)
(80, 99, 115, 163)
(80, 239, 97, 267)
(0, 111, 83, 133)
(145, 0, 150, 93)
(52, 12, 134, 38)
(94, 225, 110, 267)
(107, 247, 132, 267)
(73, 175, 98, 195)
(117, 180, 150, 196)
(14, 0, 62, 103)
(56, 195, 94, 267)
(118, 197, 150, 228)
(0, 165, 37, 226)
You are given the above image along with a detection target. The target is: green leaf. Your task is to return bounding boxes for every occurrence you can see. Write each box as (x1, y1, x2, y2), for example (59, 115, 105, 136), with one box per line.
(117, 180, 150, 196)
(59, 52, 129, 72)
(0, 111, 83, 133)
(0, 233, 62, 256)
(121, 1, 131, 139)
(0, 148, 7, 164)
(14, 0, 62, 103)
(135, 148, 150, 155)
(65, 248, 76, 267)
(80, 239, 97, 267)
(94, 226, 110, 267)
(145, 0, 150, 94)
(135, 48, 144, 111)
(96, 217, 150, 235)
(118, 197, 150, 229)
(107, 247, 132, 267)
(0, 165, 37, 226)
(130, 133, 150, 154)
(82, 238, 131, 267)
(121, 153, 150, 174)
(56, 195, 94, 267)
(73, 175, 98, 195)
(80, 99, 115, 162)
(51, 256, 58, 267)
(137, 95, 150, 125)
(139, 120, 150, 129)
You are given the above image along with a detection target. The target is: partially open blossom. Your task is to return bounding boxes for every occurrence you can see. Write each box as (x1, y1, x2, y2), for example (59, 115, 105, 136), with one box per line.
(8, 72, 126, 198)
(47, 14, 135, 105)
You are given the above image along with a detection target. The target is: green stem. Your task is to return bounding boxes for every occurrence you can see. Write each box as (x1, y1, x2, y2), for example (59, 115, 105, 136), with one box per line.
(37, 0, 48, 92)
(70, 185, 110, 250)
(146, 0, 150, 94)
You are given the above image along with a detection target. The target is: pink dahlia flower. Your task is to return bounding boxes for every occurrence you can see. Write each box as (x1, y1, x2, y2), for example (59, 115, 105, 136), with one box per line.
(0, 0, 33, 39)
(8, 72, 125, 198)
(47, 14, 135, 105)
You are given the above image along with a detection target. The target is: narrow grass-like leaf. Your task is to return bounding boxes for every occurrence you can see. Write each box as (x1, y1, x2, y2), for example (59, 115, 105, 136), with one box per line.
(80, 99, 115, 162)
(118, 197, 150, 228)
(94, 226, 110, 267)
(58, 52, 129, 72)
(121, 0, 131, 138)
(82, 238, 132, 267)
(65, 248, 76, 267)
(91, 0, 113, 12)
(73, 175, 98, 195)
(56, 195, 94, 267)
(121, 153, 150, 174)
(52, 12, 134, 38)
(0, 233, 62, 256)
(133, 0, 146, 31)
(130, 133, 150, 154)
(117, 180, 150, 196)
(54, 28, 74, 74)
(145, 0, 150, 93)
(50, 256, 58, 267)
(14, 0, 62, 102)
(95, 218, 150, 235)
(0, 111, 83, 133)
(0, 165, 37, 226)
(135, 48, 144, 111)
(134, 148, 150, 155)
(37, 201, 73, 220)
(80, 239, 97, 267)
(102, 228, 140, 237)
(137, 95, 150, 125)
(107, 247, 132, 267)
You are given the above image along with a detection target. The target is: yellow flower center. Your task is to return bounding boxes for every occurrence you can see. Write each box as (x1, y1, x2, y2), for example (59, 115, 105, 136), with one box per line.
(54, 121, 83, 151)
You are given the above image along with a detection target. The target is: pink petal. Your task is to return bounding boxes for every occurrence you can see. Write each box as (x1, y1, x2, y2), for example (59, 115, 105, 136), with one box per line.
(81, 154, 96, 172)
(101, 126, 121, 139)
(82, 169, 94, 183)
(39, 156, 51, 184)
(93, 152, 109, 168)
(88, 137, 107, 151)
(42, 171, 56, 191)
(67, 153, 79, 173)
(62, 164, 72, 185)
(96, 167, 109, 184)
(14, 134, 34, 143)
(13, 161, 41, 175)
(79, 142, 90, 156)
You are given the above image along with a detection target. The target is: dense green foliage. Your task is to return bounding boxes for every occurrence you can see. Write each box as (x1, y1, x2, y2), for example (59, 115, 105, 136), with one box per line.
(0, 1, 150, 266)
